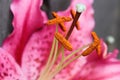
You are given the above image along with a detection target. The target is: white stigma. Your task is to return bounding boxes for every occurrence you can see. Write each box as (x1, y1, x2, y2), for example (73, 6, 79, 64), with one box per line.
(107, 36, 115, 44)
(76, 3, 86, 13)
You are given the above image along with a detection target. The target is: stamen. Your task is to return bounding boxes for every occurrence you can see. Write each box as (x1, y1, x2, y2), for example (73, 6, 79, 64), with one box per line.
(82, 32, 100, 56)
(48, 44, 90, 80)
(65, 3, 86, 39)
(52, 12, 67, 32)
(55, 32, 73, 51)
(70, 9, 80, 30)
(46, 12, 72, 32)
(38, 26, 59, 80)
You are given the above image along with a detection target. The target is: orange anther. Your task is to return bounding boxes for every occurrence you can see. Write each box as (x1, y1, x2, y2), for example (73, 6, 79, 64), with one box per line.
(91, 32, 100, 43)
(51, 12, 72, 32)
(96, 43, 101, 56)
(58, 23, 67, 32)
(46, 17, 71, 25)
(55, 32, 73, 51)
(82, 32, 100, 56)
(92, 32, 101, 55)
(70, 9, 80, 30)
(52, 12, 59, 18)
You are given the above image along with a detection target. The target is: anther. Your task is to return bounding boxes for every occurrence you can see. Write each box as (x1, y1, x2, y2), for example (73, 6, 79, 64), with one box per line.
(55, 32, 73, 51)
(47, 12, 72, 32)
(52, 12, 58, 18)
(52, 12, 67, 31)
(92, 32, 101, 55)
(96, 43, 101, 56)
(65, 3, 86, 39)
(52, 12, 68, 32)
(46, 17, 72, 25)
(70, 9, 80, 30)
(82, 32, 100, 56)
(92, 32, 100, 43)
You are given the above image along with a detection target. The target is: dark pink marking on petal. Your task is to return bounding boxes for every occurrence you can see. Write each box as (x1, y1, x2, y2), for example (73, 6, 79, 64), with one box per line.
(74, 59, 120, 80)
(0, 48, 27, 80)
(21, 26, 55, 80)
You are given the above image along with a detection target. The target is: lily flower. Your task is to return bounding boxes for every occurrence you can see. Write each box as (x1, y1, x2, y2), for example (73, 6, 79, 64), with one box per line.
(0, 0, 120, 80)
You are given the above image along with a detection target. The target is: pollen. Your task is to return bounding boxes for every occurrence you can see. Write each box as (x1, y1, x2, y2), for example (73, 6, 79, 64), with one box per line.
(70, 9, 80, 30)
(82, 32, 100, 56)
(55, 32, 73, 51)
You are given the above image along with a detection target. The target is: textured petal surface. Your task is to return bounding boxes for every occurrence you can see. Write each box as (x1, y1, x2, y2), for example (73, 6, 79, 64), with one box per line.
(74, 52, 120, 80)
(2, 0, 47, 64)
(69, 41, 120, 80)
(21, 26, 56, 80)
(0, 48, 26, 80)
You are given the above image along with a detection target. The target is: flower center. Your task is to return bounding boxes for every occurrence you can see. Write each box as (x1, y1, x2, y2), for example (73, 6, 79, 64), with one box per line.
(37, 3, 101, 80)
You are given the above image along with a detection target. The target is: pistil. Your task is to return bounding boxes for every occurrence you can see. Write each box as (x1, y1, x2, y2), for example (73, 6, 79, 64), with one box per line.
(65, 3, 86, 39)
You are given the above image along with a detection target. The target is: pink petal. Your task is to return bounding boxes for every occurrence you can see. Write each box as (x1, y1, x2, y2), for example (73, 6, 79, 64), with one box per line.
(107, 49, 119, 59)
(74, 58, 120, 80)
(71, 43, 120, 80)
(2, 0, 47, 64)
(0, 48, 26, 80)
